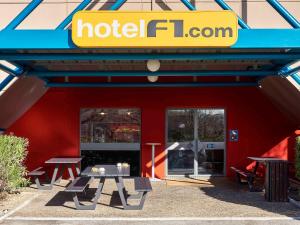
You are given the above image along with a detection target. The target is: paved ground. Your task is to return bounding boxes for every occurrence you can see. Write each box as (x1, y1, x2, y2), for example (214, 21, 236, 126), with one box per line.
(0, 178, 300, 225)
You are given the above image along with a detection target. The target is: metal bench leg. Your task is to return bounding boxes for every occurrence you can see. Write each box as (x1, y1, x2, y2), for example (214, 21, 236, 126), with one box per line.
(50, 164, 60, 185)
(236, 173, 242, 184)
(56, 164, 64, 183)
(127, 192, 143, 200)
(34, 176, 52, 190)
(91, 177, 105, 202)
(115, 177, 129, 208)
(124, 192, 148, 210)
(72, 193, 97, 210)
(67, 165, 75, 181)
(75, 164, 80, 176)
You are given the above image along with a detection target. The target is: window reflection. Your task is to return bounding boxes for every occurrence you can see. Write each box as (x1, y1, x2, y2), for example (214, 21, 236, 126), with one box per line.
(80, 109, 141, 143)
(198, 110, 225, 142)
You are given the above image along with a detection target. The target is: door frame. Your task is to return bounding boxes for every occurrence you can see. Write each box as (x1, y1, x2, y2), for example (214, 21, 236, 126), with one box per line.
(165, 108, 227, 178)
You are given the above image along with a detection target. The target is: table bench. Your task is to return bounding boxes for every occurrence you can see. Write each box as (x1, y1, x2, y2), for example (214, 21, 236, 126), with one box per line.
(28, 167, 52, 190)
(230, 166, 256, 192)
(65, 176, 95, 210)
(126, 177, 152, 210)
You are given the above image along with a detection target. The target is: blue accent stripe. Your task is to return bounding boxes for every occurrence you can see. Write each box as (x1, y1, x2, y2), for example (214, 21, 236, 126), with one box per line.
(0, 74, 15, 91)
(2, 53, 300, 61)
(0, 128, 5, 132)
(1, 29, 300, 49)
(215, 0, 250, 29)
(5, 0, 43, 30)
(267, 0, 300, 28)
(278, 61, 300, 76)
(109, 0, 127, 10)
(28, 70, 276, 77)
(56, 0, 92, 30)
(181, 0, 196, 10)
(46, 82, 257, 88)
(291, 73, 300, 85)
(0, 63, 24, 76)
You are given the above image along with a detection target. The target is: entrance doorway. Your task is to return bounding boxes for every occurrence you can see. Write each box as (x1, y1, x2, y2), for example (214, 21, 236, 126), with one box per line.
(167, 109, 225, 176)
(80, 108, 141, 176)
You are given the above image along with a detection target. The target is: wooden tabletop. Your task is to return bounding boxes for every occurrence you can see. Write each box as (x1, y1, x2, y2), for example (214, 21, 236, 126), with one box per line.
(248, 157, 287, 162)
(45, 157, 82, 164)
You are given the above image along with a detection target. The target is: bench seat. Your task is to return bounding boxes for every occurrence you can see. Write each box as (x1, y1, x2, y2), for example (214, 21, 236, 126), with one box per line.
(28, 167, 52, 190)
(134, 177, 152, 192)
(28, 167, 45, 176)
(65, 176, 91, 192)
(230, 166, 258, 192)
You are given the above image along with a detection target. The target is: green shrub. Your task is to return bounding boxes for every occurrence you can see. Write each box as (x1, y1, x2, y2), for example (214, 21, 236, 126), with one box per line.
(0, 135, 29, 193)
(296, 136, 300, 180)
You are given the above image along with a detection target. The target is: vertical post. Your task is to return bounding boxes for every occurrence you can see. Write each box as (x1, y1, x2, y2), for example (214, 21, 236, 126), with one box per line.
(146, 143, 161, 181)
(152, 145, 155, 179)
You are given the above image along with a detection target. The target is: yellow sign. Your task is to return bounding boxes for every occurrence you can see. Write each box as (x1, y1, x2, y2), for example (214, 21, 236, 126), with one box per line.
(72, 11, 238, 48)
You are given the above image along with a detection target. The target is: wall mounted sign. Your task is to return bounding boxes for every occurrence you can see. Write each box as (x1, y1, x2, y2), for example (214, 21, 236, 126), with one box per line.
(229, 129, 239, 142)
(72, 11, 238, 48)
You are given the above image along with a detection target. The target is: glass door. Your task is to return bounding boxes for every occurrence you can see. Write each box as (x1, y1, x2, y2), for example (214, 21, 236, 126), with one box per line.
(167, 109, 225, 176)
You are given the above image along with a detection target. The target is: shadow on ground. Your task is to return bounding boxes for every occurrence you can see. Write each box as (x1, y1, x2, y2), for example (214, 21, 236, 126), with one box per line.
(199, 177, 300, 218)
(46, 189, 125, 210)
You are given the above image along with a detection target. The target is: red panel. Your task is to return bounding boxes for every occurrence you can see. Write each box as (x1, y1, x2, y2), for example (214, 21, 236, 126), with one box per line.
(7, 87, 297, 178)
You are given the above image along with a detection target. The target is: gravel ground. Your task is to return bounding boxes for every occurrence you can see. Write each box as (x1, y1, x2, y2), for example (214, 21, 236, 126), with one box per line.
(0, 178, 299, 224)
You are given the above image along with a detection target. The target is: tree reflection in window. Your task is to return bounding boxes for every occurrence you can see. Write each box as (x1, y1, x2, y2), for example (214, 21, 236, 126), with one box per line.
(198, 110, 224, 142)
(80, 109, 141, 143)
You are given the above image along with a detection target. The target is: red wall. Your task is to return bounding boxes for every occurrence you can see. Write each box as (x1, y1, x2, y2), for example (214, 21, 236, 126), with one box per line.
(6, 87, 297, 178)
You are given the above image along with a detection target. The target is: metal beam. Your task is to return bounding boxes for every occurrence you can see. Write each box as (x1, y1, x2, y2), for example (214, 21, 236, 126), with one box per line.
(181, 0, 196, 10)
(291, 73, 300, 85)
(0, 75, 15, 90)
(214, 0, 250, 29)
(28, 70, 277, 77)
(46, 82, 257, 88)
(2, 52, 300, 61)
(1, 29, 300, 49)
(278, 60, 300, 75)
(0, 62, 24, 76)
(5, 0, 43, 30)
(109, 0, 127, 10)
(267, 0, 300, 29)
(56, 0, 92, 30)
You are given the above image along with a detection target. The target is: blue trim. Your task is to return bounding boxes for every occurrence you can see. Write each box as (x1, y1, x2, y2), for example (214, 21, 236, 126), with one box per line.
(109, 0, 127, 10)
(2, 53, 300, 61)
(0, 74, 15, 90)
(267, 0, 300, 28)
(56, 0, 92, 30)
(181, 0, 196, 10)
(278, 61, 300, 76)
(5, 0, 43, 30)
(0, 128, 5, 132)
(28, 70, 276, 77)
(46, 82, 257, 88)
(291, 73, 300, 85)
(0, 63, 24, 76)
(1, 29, 300, 49)
(214, 0, 250, 29)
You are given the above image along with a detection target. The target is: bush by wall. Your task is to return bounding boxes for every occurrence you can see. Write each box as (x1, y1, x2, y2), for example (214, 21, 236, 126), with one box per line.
(0, 135, 29, 193)
(296, 136, 300, 180)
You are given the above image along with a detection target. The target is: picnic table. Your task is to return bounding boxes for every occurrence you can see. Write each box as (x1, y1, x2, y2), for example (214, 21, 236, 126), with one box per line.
(45, 157, 82, 185)
(248, 157, 288, 201)
(65, 164, 152, 210)
(29, 157, 82, 190)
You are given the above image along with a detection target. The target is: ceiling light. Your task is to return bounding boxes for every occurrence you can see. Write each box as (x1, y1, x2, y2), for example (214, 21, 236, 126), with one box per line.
(147, 60, 160, 72)
(147, 76, 159, 82)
